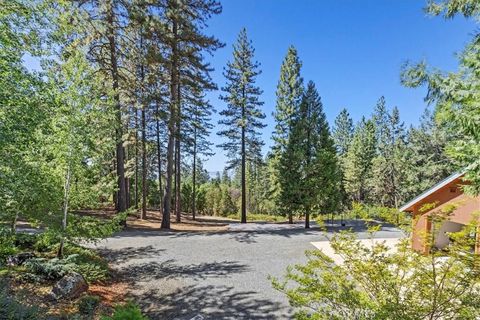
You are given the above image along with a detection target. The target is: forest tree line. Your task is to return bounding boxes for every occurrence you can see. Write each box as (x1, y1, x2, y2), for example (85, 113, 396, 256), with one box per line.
(0, 0, 471, 232)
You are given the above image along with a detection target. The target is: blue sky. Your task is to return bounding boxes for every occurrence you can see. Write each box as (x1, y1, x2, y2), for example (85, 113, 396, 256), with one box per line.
(22, 1, 475, 174)
(202, 0, 475, 173)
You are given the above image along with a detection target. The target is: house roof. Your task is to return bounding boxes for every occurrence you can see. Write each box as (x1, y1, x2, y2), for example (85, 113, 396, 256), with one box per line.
(399, 171, 465, 212)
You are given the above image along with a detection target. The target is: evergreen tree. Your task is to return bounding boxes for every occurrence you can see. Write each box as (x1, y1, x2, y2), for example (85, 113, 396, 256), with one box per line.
(344, 118, 377, 203)
(283, 81, 341, 228)
(159, 0, 222, 228)
(272, 46, 304, 150)
(272, 46, 303, 223)
(403, 108, 454, 199)
(372, 105, 407, 207)
(332, 108, 354, 156)
(183, 89, 214, 220)
(217, 28, 266, 224)
(402, 0, 480, 194)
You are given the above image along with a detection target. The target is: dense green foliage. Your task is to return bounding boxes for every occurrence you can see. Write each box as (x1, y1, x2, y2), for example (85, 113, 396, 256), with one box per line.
(101, 302, 149, 320)
(402, 0, 480, 195)
(273, 223, 480, 319)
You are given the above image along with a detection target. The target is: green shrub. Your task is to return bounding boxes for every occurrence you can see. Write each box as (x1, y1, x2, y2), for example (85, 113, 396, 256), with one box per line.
(24, 250, 109, 283)
(78, 294, 101, 316)
(0, 281, 41, 319)
(65, 212, 127, 244)
(34, 229, 60, 252)
(24, 255, 78, 280)
(62, 245, 109, 283)
(101, 302, 148, 320)
(0, 226, 16, 261)
(13, 233, 38, 250)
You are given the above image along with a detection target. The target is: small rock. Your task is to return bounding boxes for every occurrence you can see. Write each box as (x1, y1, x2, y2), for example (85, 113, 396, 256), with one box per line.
(6, 252, 36, 266)
(51, 272, 88, 300)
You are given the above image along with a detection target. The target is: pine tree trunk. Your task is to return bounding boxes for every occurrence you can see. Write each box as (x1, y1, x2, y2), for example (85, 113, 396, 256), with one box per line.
(175, 84, 181, 223)
(305, 206, 310, 229)
(125, 176, 130, 208)
(107, 1, 126, 213)
(135, 106, 139, 209)
(141, 64, 147, 220)
(192, 128, 197, 220)
(141, 104, 147, 219)
(241, 112, 247, 224)
(156, 102, 163, 214)
(161, 17, 179, 229)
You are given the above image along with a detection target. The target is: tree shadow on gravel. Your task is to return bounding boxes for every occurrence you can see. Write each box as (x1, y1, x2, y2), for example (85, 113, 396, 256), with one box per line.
(96, 245, 166, 264)
(137, 284, 288, 320)
(117, 260, 250, 283)
(107, 220, 402, 244)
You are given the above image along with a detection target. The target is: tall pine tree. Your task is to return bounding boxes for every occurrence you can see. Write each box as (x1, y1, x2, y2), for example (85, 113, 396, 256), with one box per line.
(218, 28, 265, 223)
(282, 81, 341, 228)
(272, 46, 303, 223)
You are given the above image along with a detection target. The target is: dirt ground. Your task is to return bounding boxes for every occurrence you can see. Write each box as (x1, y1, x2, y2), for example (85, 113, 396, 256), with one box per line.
(75, 208, 235, 232)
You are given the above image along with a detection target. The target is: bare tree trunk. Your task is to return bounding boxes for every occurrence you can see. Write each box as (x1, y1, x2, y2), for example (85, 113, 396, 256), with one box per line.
(161, 17, 179, 229)
(134, 106, 139, 209)
(58, 163, 72, 258)
(241, 95, 247, 224)
(107, 1, 126, 213)
(175, 84, 181, 223)
(141, 60, 147, 220)
(125, 144, 130, 208)
(192, 128, 197, 220)
(156, 102, 163, 214)
(305, 206, 310, 229)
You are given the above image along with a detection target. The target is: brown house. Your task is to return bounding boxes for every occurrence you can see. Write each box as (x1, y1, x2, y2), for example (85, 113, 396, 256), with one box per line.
(400, 172, 480, 254)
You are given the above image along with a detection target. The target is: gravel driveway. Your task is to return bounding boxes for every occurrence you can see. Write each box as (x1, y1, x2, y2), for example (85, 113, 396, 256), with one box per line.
(93, 220, 403, 320)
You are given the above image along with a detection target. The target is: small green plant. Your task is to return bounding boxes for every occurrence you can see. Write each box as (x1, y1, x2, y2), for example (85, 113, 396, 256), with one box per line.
(0, 226, 16, 260)
(0, 280, 42, 319)
(23, 248, 109, 283)
(101, 302, 148, 320)
(24, 255, 78, 280)
(78, 294, 101, 316)
(13, 233, 38, 250)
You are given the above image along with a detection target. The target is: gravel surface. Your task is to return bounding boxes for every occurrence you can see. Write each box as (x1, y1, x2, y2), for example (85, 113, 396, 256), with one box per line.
(93, 220, 403, 320)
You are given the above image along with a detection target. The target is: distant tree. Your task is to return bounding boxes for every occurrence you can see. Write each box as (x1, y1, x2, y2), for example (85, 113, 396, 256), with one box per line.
(343, 118, 377, 203)
(183, 89, 214, 220)
(403, 108, 454, 199)
(372, 101, 408, 208)
(217, 28, 266, 223)
(332, 108, 354, 156)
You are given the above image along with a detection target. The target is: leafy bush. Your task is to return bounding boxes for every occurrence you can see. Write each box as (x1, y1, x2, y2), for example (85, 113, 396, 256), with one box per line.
(273, 225, 480, 319)
(101, 302, 148, 320)
(24, 255, 78, 280)
(0, 281, 41, 319)
(34, 229, 61, 252)
(24, 248, 109, 283)
(65, 212, 127, 244)
(13, 233, 38, 250)
(78, 294, 101, 316)
(0, 226, 16, 261)
(62, 245, 109, 283)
